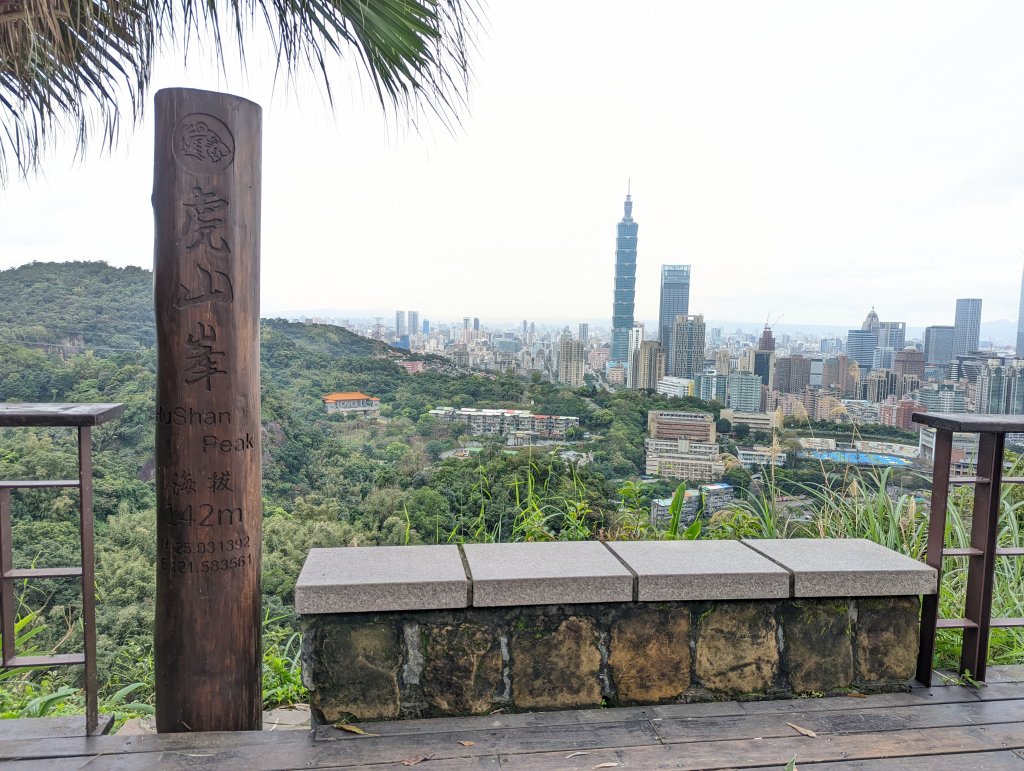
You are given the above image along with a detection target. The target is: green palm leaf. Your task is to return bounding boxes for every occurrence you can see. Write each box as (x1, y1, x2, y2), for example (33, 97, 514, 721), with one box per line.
(0, 0, 479, 182)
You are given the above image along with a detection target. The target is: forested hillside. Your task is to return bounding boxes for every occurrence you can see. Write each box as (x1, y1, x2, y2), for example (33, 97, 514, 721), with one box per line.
(0, 261, 715, 718)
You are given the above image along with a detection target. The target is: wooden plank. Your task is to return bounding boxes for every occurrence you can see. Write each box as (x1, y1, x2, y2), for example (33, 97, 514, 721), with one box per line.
(6, 654, 84, 667)
(0, 404, 125, 427)
(315, 701, 743, 741)
(913, 413, 1024, 433)
(742, 751, 1024, 769)
(2, 567, 82, 579)
(0, 729, 311, 761)
(987, 666, 1024, 684)
(737, 686, 983, 714)
(0, 715, 112, 741)
(653, 700, 1024, 744)
(977, 684, 1024, 701)
(0, 481, 80, 490)
(499, 720, 1024, 770)
(0, 719, 659, 765)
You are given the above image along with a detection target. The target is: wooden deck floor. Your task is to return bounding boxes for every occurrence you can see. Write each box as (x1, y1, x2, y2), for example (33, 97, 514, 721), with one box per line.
(2, 679, 1024, 769)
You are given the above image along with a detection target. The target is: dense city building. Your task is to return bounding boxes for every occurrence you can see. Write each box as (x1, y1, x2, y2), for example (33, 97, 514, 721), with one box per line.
(656, 376, 695, 398)
(610, 190, 639, 363)
(726, 371, 763, 413)
(659, 264, 691, 372)
(557, 337, 586, 387)
(630, 341, 665, 391)
(647, 410, 717, 443)
(924, 325, 954, 371)
(1018, 266, 1024, 356)
(670, 314, 706, 378)
(395, 310, 406, 337)
(428, 407, 580, 439)
(644, 438, 725, 482)
(846, 328, 877, 373)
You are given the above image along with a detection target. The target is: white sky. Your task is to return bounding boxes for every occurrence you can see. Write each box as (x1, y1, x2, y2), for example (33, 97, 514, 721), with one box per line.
(2, 1, 1024, 329)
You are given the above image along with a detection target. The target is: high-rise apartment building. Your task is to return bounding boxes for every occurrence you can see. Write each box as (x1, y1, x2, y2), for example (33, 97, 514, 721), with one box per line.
(578, 323, 589, 344)
(659, 265, 691, 371)
(473, 317, 481, 332)
(395, 310, 406, 337)
(776, 355, 810, 394)
(924, 326, 954, 369)
(757, 325, 776, 352)
(626, 323, 645, 386)
(715, 349, 731, 374)
(726, 372, 762, 413)
(670, 314, 706, 378)
(630, 341, 665, 391)
(558, 337, 586, 388)
(978, 361, 1024, 415)
(408, 311, 419, 338)
(952, 299, 982, 359)
(610, 190, 639, 363)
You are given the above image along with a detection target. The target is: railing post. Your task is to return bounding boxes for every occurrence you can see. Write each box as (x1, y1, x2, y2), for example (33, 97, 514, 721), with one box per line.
(0, 488, 13, 665)
(960, 430, 1004, 681)
(916, 427, 952, 686)
(77, 426, 98, 735)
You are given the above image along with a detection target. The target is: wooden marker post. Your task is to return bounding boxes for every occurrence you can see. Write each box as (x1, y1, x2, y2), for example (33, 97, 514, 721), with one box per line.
(153, 88, 263, 732)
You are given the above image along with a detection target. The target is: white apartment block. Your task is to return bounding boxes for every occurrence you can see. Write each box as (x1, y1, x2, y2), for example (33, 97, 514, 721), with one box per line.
(644, 438, 725, 482)
(429, 407, 580, 440)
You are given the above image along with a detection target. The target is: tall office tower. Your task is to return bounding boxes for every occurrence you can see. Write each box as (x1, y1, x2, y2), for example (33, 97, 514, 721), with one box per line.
(610, 189, 639, 363)
(862, 308, 880, 333)
(659, 265, 691, 372)
(630, 341, 665, 391)
(924, 326, 955, 368)
(715, 349, 731, 374)
(422, 319, 430, 335)
(473, 317, 480, 332)
(952, 298, 982, 359)
(1018, 266, 1024, 355)
(558, 337, 586, 388)
(522, 320, 528, 337)
(878, 321, 906, 351)
(846, 329, 877, 373)
(578, 323, 589, 344)
(670, 314, 706, 379)
(753, 349, 776, 389)
(463, 317, 471, 331)
(408, 311, 419, 338)
(757, 325, 776, 352)
(395, 310, 406, 337)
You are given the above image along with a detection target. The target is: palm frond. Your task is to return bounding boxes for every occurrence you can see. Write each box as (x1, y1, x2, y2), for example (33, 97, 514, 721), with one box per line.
(0, 0, 479, 183)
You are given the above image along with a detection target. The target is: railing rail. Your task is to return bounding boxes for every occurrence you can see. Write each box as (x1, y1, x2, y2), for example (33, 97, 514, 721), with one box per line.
(913, 411, 1024, 685)
(0, 403, 124, 736)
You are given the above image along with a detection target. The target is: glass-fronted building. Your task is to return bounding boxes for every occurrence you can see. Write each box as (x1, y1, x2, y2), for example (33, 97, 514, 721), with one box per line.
(659, 264, 691, 373)
(610, 192, 638, 363)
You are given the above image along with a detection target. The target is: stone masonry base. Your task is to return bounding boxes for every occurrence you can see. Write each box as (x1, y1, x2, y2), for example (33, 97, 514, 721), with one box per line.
(302, 596, 920, 723)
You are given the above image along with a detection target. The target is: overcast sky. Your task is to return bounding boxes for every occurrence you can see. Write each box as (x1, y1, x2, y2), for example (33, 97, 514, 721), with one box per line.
(2, 1, 1024, 330)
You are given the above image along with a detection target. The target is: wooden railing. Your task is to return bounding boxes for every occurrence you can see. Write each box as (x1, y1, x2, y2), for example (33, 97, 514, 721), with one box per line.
(0, 403, 124, 736)
(913, 411, 1024, 685)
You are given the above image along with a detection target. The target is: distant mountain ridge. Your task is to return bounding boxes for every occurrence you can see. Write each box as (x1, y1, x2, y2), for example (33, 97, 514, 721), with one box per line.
(0, 261, 402, 359)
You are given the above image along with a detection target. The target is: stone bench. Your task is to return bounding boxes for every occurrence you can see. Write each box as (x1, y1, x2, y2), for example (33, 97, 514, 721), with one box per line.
(296, 539, 936, 723)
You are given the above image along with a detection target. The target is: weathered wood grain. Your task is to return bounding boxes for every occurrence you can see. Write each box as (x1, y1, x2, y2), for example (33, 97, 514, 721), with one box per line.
(153, 87, 263, 733)
(0, 403, 124, 427)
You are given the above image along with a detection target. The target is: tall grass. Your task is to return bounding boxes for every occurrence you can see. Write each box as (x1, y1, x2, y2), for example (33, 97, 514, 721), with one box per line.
(714, 463, 1024, 669)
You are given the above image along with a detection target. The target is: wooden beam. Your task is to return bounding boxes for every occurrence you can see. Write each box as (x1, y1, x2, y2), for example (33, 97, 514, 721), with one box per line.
(153, 87, 263, 733)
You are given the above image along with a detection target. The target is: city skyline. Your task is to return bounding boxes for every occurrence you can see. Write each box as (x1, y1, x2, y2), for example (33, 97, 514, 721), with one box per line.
(1, 4, 1023, 325)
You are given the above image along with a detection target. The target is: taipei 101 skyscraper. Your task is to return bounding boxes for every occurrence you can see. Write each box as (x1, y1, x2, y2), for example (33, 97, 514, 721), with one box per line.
(610, 185, 638, 364)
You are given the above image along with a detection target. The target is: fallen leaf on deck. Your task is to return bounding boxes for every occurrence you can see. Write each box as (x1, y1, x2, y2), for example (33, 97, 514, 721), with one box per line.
(785, 722, 817, 738)
(335, 724, 378, 737)
(458, 741, 476, 746)
(593, 764, 620, 769)
(565, 752, 592, 758)
(401, 755, 433, 766)
(846, 691, 867, 698)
